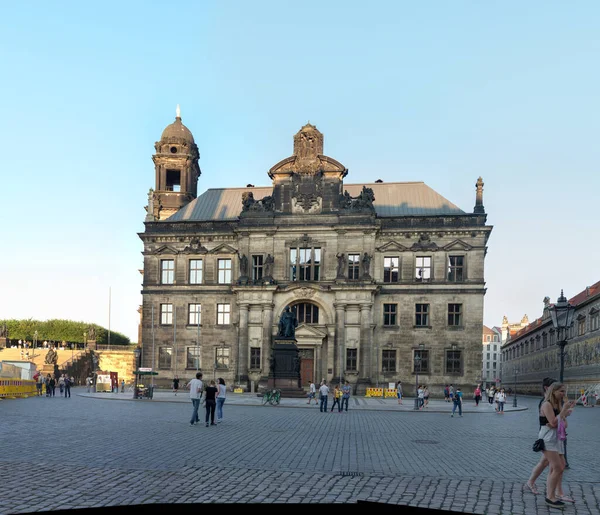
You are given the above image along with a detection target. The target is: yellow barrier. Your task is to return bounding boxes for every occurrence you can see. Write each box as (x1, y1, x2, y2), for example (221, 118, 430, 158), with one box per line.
(233, 388, 243, 393)
(0, 379, 37, 399)
(384, 388, 397, 398)
(365, 387, 398, 398)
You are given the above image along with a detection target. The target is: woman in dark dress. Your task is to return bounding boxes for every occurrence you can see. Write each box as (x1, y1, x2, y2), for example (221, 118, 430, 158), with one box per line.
(204, 380, 218, 427)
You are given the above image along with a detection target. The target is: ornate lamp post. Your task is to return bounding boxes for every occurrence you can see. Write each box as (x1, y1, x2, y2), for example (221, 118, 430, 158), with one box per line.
(512, 366, 518, 407)
(33, 330, 38, 350)
(133, 347, 141, 399)
(549, 289, 575, 383)
(413, 343, 425, 411)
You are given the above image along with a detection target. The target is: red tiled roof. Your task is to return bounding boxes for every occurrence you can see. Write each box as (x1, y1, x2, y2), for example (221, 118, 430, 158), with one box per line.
(568, 280, 600, 307)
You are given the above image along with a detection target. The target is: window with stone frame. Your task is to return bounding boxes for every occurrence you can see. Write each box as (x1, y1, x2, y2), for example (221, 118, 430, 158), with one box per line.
(161, 259, 175, 284)
(348, 253, 360, 280)
(542, 332, 548, 348)
(188, 304, 201, 325)
(383, 256, 400, 283)
(591, 309, 599, 331)
(186, 347, 201, 369)
(415, 303, 430, 327)
(382, 350, 396, 372)
(445, 349, 462, 375)
(252, 255, 264, 282)
(447, 255, 464, 282)
(215, 347, 230, 369)
(383, 303, 398, 326)
(447, 304, 463, 327)
(291, 302, 319, 324)
(189, 259, 203, 284)
(160, 303, 173, 325)
(158, 347, 172, 369)
(217, 304, 231, 325)
(250, 347, 261, 369)
(346, 348, 357, 371)
(217, 259, 232, 284)
(413, 348, 429, 373)
(577, 315, 586, 336)
(415, 256, 431, 281)
(289, 247, 321, 281)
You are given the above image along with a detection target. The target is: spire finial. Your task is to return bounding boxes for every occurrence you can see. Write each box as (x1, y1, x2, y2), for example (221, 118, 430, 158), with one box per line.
(176, 104, 181, 119)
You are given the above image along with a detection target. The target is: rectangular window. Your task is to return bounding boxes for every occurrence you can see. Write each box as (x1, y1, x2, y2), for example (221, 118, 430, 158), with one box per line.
(217, 304, 231, 325)
(591, 312, 599, 331)
(189, 259, 203, 284)
(448, 304, 463, 327)
(413, 349, 429, 373)
(415, 256, 431, 281)
(348, 253, 360, 280)
(158, 347, 172, 369)
(383, 304, 398, 326)
(487, 352, 490, 360)
(217, 259, 232, 284)
(216, 347, 230, 368)
(346, 348, 357, 371)
(493, 361, 497, 369)
(160, 303, 173, 325)
(289, 247, 321, 281)
(447, 255, 464, 282)
(383, 257, 399, 283)
(415, 304, 430, 327)
(165, 169, 181, 192)
(252, 255, 264, 282)
(188, 304, 201, 325)
(186, 347, 201, 369)
(542, 333, 548, 348)
(446, 349, 462, 375)
(493, 344, 497, 351)
(161, 259, 174, 284)
(578, 318, 586, 336)
(486, 335, 491, 342)
(250, 347, 261, 369)
(382, 350, 396, 372)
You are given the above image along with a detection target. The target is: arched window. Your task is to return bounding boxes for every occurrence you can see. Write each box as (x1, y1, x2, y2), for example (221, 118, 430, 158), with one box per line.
(291, 302, 319, 324)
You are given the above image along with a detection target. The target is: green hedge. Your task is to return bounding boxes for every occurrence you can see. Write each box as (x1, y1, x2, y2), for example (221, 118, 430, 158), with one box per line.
(0, 318, 131, 346)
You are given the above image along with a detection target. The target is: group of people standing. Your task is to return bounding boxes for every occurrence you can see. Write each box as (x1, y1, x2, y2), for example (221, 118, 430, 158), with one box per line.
(186, 373, 227, 427)
(35, 373, 74, 398)
(307, 380, 352, 412)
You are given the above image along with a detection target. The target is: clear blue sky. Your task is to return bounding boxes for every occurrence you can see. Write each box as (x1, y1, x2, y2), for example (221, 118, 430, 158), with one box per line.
(1, 1, 598, 341)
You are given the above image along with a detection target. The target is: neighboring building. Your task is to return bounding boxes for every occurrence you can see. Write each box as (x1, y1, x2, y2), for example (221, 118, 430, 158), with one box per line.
(501, 281, 600, 395)
(481, 325, 501, 387)
(138, 110, 493, 394)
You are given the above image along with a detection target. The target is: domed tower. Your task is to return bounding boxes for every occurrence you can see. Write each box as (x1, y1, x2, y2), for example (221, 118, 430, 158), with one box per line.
(149, 105, 200, 220)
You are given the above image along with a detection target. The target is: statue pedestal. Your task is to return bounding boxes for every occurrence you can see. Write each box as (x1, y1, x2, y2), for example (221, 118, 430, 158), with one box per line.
(40, 363, 58, 377)
(87, 339, 97, 350)
(267, 339, 305, 398)
(0, 337, 7, 349)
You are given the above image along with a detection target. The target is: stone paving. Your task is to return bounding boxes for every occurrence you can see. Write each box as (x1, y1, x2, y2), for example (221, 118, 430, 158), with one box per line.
(0, 388, 599, 514)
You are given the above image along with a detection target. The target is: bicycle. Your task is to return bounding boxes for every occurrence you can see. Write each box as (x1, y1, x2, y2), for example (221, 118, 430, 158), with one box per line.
(262, 388, 281, 406)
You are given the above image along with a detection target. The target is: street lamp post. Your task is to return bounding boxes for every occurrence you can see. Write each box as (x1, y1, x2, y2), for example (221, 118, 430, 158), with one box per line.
(33, 330, 38, 350)
(413, 343, 425, 411)
(548, 288, 575, 468)
(549, 289, 576, 383)
(513, 367, 518, 407)
(133, 347, 141, 399)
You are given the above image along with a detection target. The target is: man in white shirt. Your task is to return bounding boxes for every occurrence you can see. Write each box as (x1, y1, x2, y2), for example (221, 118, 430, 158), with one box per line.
(307, 381, 317, 404)
(187, 372, 203, 426)
(319, 381, 330, 413)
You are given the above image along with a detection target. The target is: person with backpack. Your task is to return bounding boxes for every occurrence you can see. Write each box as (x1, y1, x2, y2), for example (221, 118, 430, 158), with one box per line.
(64, 375, 71, 398)
(451, 388, 463, 417)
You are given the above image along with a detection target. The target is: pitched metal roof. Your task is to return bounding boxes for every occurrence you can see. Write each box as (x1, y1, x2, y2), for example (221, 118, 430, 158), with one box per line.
(167, 181, 465, 222)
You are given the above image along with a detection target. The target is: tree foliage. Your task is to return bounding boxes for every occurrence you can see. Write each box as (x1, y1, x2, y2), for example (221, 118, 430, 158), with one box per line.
(0, 318, 130, 346)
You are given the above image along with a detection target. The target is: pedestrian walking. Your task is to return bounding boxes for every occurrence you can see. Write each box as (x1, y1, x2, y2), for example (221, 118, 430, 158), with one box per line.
(417, 385, 425, 409)
(396, 380, 403, 404)
(172, 376, 180, 396)
(526, 377, 556, 495)
(64, 375, 71, 398)
(341, 380, 351, 412)
(86, 375, 92, 393)
(59, 375, 65, 396)
(474, 384, 482, 406)
(307, 381, 317, 404)
(423, 386, 430, 408)
(187, 372, 203, 426)
(330, 384, 342, 413)
(449, 384, 455, 402)
(451, 388, 463, 417)
(48, 375, 56, 397)
(216, 377, 226, 423)
(204, 380, 218, 426)
(488, 386, 495, 405)
(319, 380, 329, 412)
(538, 382, 576, 509)
(121, 379, 125, 393)
(444, 384, 449, 402)
(35, 373, 43, 396)
(496, 388, 506, 414)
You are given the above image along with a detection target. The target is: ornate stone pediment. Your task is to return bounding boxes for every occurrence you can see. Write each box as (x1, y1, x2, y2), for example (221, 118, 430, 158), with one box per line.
(181, 237, 208, 254)
(291, 287, 317, 299)
(151, 245, 179, 255)
(295, 323, 328, 340)
(376, 241, 409, 252)
(443, 239, 472, 251)
(208, 243, 238, 254)
(410, 233, 439, 252)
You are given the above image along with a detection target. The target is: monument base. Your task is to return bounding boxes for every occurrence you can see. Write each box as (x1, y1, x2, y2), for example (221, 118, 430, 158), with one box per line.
(267, 339, 305, 398)
(0, 337, 7, 349)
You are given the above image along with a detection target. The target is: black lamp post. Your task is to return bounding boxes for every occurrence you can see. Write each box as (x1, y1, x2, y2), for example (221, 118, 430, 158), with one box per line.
(413, 343, 425, 411)
(512, 366, 518, 407)
(133, 347, 141, 399)
(549, 289, 575, 383)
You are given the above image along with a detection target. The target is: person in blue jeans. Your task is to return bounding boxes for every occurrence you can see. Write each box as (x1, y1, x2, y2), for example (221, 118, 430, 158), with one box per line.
(187, 372, 203, 426)
(341, 381, 351, 411)
(216, 377, 227, 423)
(319, 381, 329, 412)
(451, 388, 463, 417)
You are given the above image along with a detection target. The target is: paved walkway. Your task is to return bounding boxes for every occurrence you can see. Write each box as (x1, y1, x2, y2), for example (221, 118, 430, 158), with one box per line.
(1, 389, 598, 514)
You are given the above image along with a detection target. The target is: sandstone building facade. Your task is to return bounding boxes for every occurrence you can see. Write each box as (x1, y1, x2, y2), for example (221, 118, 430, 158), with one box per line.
(138, 111, 493, 394)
